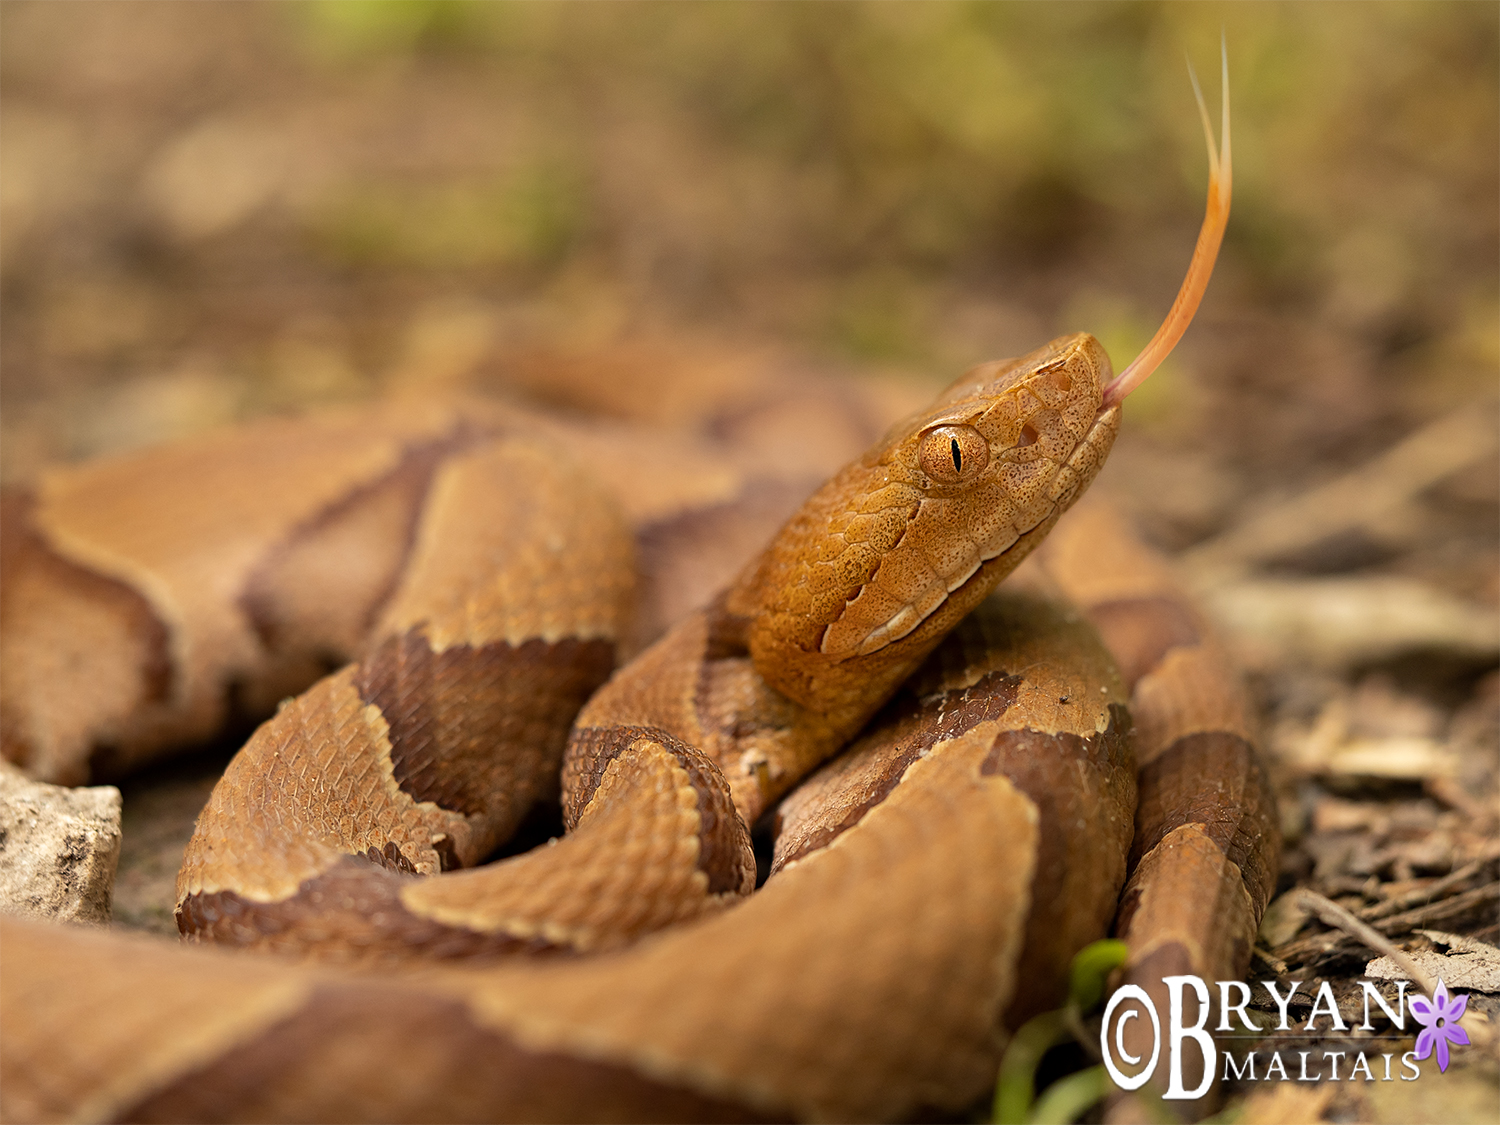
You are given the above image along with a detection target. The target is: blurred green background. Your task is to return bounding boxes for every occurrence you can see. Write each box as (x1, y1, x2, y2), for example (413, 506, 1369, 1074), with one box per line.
(1, 1, 1495, 577)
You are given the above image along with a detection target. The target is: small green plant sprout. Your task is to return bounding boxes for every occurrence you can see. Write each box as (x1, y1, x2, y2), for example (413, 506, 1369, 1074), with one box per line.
(991, 939, 1129, 1125)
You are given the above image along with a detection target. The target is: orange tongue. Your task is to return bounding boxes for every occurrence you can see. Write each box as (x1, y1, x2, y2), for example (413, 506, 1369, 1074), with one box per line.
(1101, 42, 1232, 410)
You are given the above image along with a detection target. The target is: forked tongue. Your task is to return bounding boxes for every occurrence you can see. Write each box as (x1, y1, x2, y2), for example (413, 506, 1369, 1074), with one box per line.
(1100, 42, 1232, 410)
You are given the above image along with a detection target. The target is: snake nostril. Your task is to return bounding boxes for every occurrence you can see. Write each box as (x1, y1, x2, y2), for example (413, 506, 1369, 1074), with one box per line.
(1017, 423, 1039, 447)
(1052, 369, 1072, 394)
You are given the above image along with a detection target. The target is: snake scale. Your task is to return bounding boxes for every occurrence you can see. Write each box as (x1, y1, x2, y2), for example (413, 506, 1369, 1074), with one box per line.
(0, 59, 1277, 1123)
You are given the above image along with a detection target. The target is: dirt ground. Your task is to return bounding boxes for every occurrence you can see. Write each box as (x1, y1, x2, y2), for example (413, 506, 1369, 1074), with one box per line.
(2, 3, 1497, 1122)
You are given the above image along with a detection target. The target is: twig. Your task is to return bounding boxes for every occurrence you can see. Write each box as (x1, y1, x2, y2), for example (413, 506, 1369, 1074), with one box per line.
(1425, 776, 1500, 826)
(1357, 859, 1487, 922)
(1184, 403, 1499, 575)
(1251, 945, 1289, 975)
(1294, 888, 1437, 996)
(1368, 883, 1499, 936)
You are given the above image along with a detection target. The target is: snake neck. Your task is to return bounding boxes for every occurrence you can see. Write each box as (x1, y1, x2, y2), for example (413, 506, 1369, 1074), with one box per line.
(571, 334, 1123, 826)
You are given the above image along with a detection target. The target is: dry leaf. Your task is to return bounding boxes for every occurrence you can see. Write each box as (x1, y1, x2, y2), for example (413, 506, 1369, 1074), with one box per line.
(1277, 692, 1466, 781)
(1260, 890, 1314, 948)
(1202, 576, 1499, 672)
(1366, 932, 1500, 993)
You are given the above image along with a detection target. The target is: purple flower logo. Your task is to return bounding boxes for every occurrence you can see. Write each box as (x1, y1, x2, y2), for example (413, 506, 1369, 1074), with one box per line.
(1410, 979, 1470, 1073)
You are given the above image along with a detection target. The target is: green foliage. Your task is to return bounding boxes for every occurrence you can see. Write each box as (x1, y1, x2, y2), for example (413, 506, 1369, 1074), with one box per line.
(292, 0, 485, 60)
(264, 2, 1494, 363)
(309, 164, 584, 271)
(993, 938, 1131, 1125)
(1068, 938, 1129, 1012)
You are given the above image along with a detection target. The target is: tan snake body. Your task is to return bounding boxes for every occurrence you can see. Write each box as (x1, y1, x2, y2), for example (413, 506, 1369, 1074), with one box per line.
(0, 334, 1275, 1122)
(1, 63, 1278, 1122)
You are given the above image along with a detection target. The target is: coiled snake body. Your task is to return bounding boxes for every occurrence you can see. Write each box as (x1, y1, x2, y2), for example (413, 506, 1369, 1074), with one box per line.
(1, 64, 1277, 1124)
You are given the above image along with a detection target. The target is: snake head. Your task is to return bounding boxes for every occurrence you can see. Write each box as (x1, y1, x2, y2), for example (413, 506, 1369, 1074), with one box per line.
(737, 48, 1232, 718)
(738, 332, 1121, 715)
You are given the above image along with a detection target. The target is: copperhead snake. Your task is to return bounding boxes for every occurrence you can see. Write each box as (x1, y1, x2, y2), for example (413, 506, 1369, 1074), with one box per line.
(0, 60, 1278, 1123)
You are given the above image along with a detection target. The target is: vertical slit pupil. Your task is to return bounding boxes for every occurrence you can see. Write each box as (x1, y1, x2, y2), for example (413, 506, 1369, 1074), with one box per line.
(951, 438, 962, 473)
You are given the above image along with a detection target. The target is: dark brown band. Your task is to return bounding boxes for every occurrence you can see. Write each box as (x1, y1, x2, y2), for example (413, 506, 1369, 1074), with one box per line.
(565, 724, 750, 895)
(119, 980, 782, 1124)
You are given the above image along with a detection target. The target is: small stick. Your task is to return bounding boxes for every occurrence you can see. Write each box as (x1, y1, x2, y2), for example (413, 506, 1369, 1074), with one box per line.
(1183, 403, 1499, 574)
(1296, 888, 1437, 996)
(1369, 883, 1500, 937)
(1358, 858, 1487, 922)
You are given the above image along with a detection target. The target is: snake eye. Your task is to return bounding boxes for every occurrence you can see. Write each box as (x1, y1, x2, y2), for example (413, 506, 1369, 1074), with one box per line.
(918, 424, 989, 485)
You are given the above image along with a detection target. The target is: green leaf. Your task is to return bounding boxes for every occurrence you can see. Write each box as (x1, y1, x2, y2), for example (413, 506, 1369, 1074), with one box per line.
(1068, 939, 1130, 1012)
(1030, 1065, 1110, 1124)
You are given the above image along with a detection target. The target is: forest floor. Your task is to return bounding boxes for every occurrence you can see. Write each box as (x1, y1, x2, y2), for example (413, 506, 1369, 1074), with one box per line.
(3, 4, 1496, 1122)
